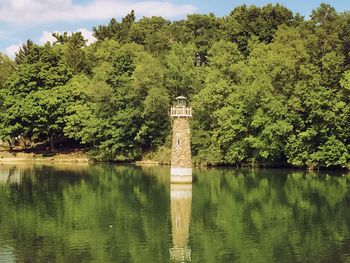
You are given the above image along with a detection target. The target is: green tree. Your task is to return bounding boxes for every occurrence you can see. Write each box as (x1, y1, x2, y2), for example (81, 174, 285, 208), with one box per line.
(0, 53, 15, 87)
(0, 43, 72, 147)
(65, 43, 169, 160)
(185, 13, 222, 65)
(15, 39, 35, 64)
(223, 4, 296, 55)
(0, 4, 349, 167)
(164, 43, 203, 99)
(53, 32, 90, 74)
(92, 10, 135, 43)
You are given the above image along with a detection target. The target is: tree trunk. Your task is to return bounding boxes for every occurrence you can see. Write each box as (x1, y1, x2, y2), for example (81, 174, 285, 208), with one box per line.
(7, 139, 12, 151)
(49, 134, 55, 150)
(20, 136, 27, 150)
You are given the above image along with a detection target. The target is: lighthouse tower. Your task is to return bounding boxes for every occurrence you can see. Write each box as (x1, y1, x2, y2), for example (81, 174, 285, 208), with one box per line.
(170, 96, 192, 183)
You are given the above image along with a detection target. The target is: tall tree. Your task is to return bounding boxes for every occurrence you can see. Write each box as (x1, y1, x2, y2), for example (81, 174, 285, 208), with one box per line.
(15, 40, 35, 64)
(223, 4, 296, 55)
(53, 32, 89, 74)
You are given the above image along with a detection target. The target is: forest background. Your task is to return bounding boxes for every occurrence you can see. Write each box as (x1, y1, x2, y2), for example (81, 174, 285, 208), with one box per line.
(1, 3, 350, 169)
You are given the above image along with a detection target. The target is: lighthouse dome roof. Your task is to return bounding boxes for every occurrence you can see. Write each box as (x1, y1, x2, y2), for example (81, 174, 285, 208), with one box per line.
(175, 96, 187, 100)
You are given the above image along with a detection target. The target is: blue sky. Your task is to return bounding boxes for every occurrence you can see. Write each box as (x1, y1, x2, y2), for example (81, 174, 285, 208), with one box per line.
(1, 0, 350, 57)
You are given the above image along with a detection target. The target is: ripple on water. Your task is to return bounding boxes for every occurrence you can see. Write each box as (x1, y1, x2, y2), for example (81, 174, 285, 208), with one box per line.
(0, 245, 15, 263)
(1, 165, 350, 262)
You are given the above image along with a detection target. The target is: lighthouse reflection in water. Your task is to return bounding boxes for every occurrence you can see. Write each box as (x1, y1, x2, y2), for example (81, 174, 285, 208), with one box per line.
(170, 181, 192, 262)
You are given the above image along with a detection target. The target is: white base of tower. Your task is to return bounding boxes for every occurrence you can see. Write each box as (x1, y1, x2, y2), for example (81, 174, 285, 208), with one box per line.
(170, 167, 192, 183)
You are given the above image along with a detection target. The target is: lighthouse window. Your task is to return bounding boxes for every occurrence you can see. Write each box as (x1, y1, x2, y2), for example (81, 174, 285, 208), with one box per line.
(177, 139, 181, 146)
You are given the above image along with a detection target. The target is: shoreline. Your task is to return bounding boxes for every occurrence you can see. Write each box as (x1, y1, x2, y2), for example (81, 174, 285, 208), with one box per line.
(0, 149, 89, 164)
(1, 149, 349, 171)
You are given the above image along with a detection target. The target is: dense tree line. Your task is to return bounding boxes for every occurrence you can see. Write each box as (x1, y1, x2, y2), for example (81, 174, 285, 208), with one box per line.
(0, 3, 350, 168)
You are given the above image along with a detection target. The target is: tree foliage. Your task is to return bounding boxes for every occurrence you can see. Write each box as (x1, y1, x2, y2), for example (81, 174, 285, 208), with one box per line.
(1, 4, 350, 167)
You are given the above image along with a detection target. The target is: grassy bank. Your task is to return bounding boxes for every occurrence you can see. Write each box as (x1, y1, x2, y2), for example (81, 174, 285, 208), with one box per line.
(0, 148, 89, 163)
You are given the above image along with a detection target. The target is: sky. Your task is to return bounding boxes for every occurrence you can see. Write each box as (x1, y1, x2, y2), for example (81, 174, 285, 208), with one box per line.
(1, 0, 350, 58)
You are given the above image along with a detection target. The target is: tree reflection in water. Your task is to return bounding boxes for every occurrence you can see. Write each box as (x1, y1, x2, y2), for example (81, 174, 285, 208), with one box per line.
(0, 165, 349, 262)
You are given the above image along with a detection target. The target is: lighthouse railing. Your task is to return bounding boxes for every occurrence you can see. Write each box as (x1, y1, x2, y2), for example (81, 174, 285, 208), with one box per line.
(170, 107, 192, 117)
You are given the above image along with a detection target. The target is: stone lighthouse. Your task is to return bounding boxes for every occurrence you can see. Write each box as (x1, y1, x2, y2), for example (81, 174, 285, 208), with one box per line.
(170, 96, 192, 183)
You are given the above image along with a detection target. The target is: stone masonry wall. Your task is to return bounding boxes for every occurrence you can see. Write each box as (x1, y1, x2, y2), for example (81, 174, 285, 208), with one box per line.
(171, 118, 192, 168)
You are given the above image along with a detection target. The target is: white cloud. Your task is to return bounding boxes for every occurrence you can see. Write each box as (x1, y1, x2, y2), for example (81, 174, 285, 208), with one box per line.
(4, 43, 21, 59)
(76, 28, 96, 45)
(38, 31, 58, 45)
(0, 0, 197, 24)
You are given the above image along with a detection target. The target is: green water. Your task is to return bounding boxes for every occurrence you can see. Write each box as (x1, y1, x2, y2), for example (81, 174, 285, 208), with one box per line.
(0, 163, 350, 262)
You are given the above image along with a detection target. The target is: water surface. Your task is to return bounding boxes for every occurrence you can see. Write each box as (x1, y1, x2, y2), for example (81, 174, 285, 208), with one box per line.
(0, 163, 349, 262)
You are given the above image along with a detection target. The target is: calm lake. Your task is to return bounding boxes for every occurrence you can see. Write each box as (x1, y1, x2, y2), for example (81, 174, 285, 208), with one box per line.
(0, 163, 350, 262)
